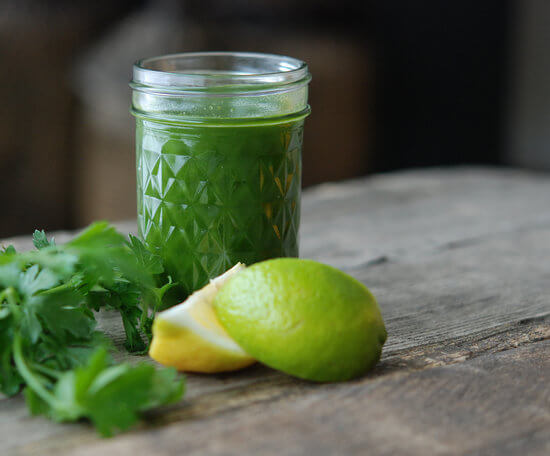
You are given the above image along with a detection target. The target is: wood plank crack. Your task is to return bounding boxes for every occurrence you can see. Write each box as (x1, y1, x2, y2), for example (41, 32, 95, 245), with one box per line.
(382, 316, 550, 371)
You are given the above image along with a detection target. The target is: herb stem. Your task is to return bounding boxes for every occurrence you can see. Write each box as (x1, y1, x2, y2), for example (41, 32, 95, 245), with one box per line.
(29, 362, 63, 380)
(12, 333, 60, 407)
(3, 287, 21, 320)
(38, 282, 73, 295)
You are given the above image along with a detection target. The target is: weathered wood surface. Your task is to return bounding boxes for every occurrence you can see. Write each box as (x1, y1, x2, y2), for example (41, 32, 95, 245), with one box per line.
(1, 167, 549, 455)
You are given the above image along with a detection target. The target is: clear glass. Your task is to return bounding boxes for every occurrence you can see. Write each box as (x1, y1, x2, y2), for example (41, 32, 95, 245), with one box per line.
(131, 52, 311, 298)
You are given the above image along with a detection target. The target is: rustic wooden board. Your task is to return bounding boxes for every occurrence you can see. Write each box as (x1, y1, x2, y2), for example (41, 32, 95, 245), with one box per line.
(1, 167, 549, 455)
(7, 322, 550, 456)
(39, 339, 550, 456)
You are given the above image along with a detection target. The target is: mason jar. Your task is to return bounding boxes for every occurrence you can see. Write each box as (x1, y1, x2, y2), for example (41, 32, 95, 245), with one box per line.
(130, 52, 311, 298)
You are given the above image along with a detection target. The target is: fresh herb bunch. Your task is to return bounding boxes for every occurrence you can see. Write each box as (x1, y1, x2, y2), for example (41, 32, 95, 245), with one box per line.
(0, 222, 184, 436)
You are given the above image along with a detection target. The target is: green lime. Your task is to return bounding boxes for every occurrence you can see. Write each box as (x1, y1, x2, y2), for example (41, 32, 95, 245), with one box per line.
(214, 258, 387, 382)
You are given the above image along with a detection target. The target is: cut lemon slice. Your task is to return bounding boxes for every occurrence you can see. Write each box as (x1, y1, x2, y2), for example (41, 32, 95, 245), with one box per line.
(149, 263, 255, 373)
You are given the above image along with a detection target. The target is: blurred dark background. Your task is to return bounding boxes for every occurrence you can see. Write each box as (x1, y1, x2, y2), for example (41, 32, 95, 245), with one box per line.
(1, 0, 549, 237)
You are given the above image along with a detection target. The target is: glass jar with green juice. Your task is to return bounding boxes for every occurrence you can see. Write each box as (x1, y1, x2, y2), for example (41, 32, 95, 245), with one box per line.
(130, 52, 311, 298)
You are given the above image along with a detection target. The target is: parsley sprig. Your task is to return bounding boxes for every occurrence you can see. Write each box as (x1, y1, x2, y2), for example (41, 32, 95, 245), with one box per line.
(0, 222, 184, 436)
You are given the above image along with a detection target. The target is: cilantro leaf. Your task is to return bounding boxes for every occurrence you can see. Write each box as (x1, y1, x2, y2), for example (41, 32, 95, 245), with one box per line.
(0, 223, 186, 436)
(35, 291, 96, 341)
(18, 264, 59, 296)
(25, 348, 184, 437)
(33, 230, 56, 249)
(2, 245, 16, 255)
(127, 234, 164, 276)
(64, 222, 152, 288)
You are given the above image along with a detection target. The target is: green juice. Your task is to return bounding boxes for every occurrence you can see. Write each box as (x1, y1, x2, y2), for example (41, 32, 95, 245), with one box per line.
(136, 118, 304, 297)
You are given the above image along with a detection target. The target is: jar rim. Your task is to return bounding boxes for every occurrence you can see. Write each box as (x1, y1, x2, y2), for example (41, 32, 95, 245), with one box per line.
(131, 51, 310, 92)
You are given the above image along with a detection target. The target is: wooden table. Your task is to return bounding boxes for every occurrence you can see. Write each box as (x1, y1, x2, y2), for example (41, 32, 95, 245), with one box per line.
(2, 167, 549, 455)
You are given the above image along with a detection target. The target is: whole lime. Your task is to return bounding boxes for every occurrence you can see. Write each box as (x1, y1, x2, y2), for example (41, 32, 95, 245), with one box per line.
(214, 258, 387, 382)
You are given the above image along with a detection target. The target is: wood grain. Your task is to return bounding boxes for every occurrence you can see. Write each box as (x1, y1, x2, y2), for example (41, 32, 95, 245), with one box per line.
(301, 167, 550, 267)
(2, 167, 549, 455)
(11, 332, 550, 456)
(81, 340, 550, 456)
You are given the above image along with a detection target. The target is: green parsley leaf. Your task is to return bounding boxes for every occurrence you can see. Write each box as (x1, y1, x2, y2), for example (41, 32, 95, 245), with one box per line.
(2, 245, 16, 255)
(128, 234, 164, 276)
(25, 348, 184, 437)
(0, 223, 185, 436)
(33, 230, 56, 249)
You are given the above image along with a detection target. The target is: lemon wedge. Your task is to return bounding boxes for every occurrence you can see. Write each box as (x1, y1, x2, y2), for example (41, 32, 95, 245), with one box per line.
(149, 263, 255, 373)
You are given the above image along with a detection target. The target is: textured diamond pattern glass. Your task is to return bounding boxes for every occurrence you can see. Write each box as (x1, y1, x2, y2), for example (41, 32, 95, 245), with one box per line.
(136, 119, 303, 297)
